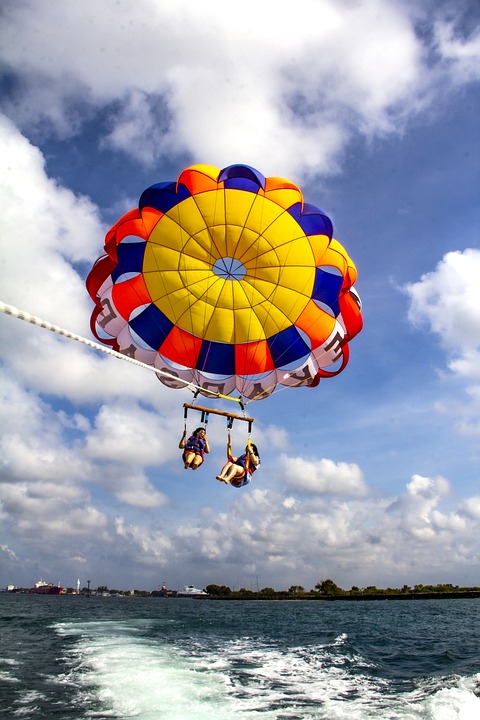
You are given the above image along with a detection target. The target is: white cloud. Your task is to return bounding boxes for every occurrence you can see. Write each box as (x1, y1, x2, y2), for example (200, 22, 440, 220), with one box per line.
(85, 401, 176, 465)
(0, 545, 19, 562)
(110, 472, 170, 509)
(0, 481, 108, 540)
(406, 473, 450, 499)
(0, 115, 102, 330)
(434, 19, 480, 83)
(387, 474, 451, 540)
(114, 516, 173, 567)
(278, 453, 368, 496)
(0, 374, 92, 484)
(92, 462, 171, 509)
(2, 1, 478, 179)
(405, 249, 480, 355)
(459, 496, 480, 520)
(449, 349, 480, 381)
(404, 248, 480, 433)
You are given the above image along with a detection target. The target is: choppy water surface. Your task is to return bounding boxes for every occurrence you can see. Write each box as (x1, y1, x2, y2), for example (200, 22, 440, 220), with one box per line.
(0, 594, 479, 719)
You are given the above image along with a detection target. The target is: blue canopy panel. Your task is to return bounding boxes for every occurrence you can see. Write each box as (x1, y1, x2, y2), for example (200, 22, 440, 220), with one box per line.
(111, 240, 146, 283)
(196, 340, 236, 374)
(129, 303, 174, 351)
(312, 267, 344, 317)
(218, 164, 266, 193)
(267, 325, 311, 368)
(139, 180, 192, 214)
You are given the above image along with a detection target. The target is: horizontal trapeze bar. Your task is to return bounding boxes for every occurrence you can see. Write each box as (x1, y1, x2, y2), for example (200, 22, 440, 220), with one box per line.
(183, 403, 254, 423)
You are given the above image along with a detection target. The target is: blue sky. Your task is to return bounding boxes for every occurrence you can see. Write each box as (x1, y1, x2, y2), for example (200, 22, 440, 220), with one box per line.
(1, 0, 479, 592)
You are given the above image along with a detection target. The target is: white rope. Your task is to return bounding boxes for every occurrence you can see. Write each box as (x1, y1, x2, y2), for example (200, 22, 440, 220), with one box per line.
(0, 300, 223, 398)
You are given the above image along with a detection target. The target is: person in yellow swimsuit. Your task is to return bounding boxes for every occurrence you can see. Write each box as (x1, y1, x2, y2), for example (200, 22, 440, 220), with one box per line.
(216, 443, 260, 487)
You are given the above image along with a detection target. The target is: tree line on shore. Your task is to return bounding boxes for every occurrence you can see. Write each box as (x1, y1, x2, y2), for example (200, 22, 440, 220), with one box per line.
(203, 579, 480, 600)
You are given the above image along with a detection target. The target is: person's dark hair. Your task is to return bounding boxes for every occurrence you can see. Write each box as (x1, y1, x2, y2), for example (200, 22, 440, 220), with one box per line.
(193, 427, 206, 436)
(250, 443, 259, 459)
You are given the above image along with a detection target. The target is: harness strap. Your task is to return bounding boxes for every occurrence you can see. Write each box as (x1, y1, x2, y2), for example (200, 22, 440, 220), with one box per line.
(245, 436, 253, 474)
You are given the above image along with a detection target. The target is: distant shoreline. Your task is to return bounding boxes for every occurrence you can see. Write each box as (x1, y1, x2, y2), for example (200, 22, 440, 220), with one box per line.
(206, 591, 480, 601)
(1, 588, 480, 602)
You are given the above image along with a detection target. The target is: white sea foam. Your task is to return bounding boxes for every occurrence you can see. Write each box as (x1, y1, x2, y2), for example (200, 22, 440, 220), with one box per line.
(54, 620, 480, 720)
(425, 678, 480, 720)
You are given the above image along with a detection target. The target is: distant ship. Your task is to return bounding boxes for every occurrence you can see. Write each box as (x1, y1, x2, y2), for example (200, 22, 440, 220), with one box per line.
(176, 585, 209, 597)
(32, 579, 63, 595)
(158, 582, 176, 597)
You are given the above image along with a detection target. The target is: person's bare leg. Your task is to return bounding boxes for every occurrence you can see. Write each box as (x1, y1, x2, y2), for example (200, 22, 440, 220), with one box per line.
(184, 451, 195, 469)
(191, 456, 203, 470)
(216, 461, 234, 480)
(217, 464, 241, 483)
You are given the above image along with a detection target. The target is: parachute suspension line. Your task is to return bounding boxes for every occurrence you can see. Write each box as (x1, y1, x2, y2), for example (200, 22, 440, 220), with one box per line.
(245, 434, 253, 475)
(0, 301, 239, 402)
(183, 396, 210, 433)
(226, 418, 233, 462)
(241, 401, 253, 437)
(224, 409, 253, 468)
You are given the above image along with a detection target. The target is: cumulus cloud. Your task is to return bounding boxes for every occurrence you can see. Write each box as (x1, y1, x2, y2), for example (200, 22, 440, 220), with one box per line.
(94, 463, 170, 509)
(404, 248, 480, 433)
(1, 0, 478, 179)
(0, 374, 92, 485)
(387, 474, 451, 539)
(278, 453, 369, 496)
(405, 249, 480, 357)
(114, 516, 173, 567)
(0, 115, 102, 329)
(0, 481, 108, 540)
(85, 401, 176, 465)
(434, 18, 480, 84)
(1, 545, 19, 563)
(459, 496, 480, 520)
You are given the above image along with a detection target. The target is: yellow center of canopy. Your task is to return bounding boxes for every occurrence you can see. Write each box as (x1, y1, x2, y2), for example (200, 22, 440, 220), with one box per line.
(143, 189, 315, 344)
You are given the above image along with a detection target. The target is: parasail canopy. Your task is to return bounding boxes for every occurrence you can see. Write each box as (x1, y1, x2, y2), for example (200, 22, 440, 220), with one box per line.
(86, 164, 362, 402)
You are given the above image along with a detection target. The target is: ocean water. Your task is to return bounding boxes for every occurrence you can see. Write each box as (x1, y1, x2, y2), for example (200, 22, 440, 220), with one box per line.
(0, 594, 479, 719)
